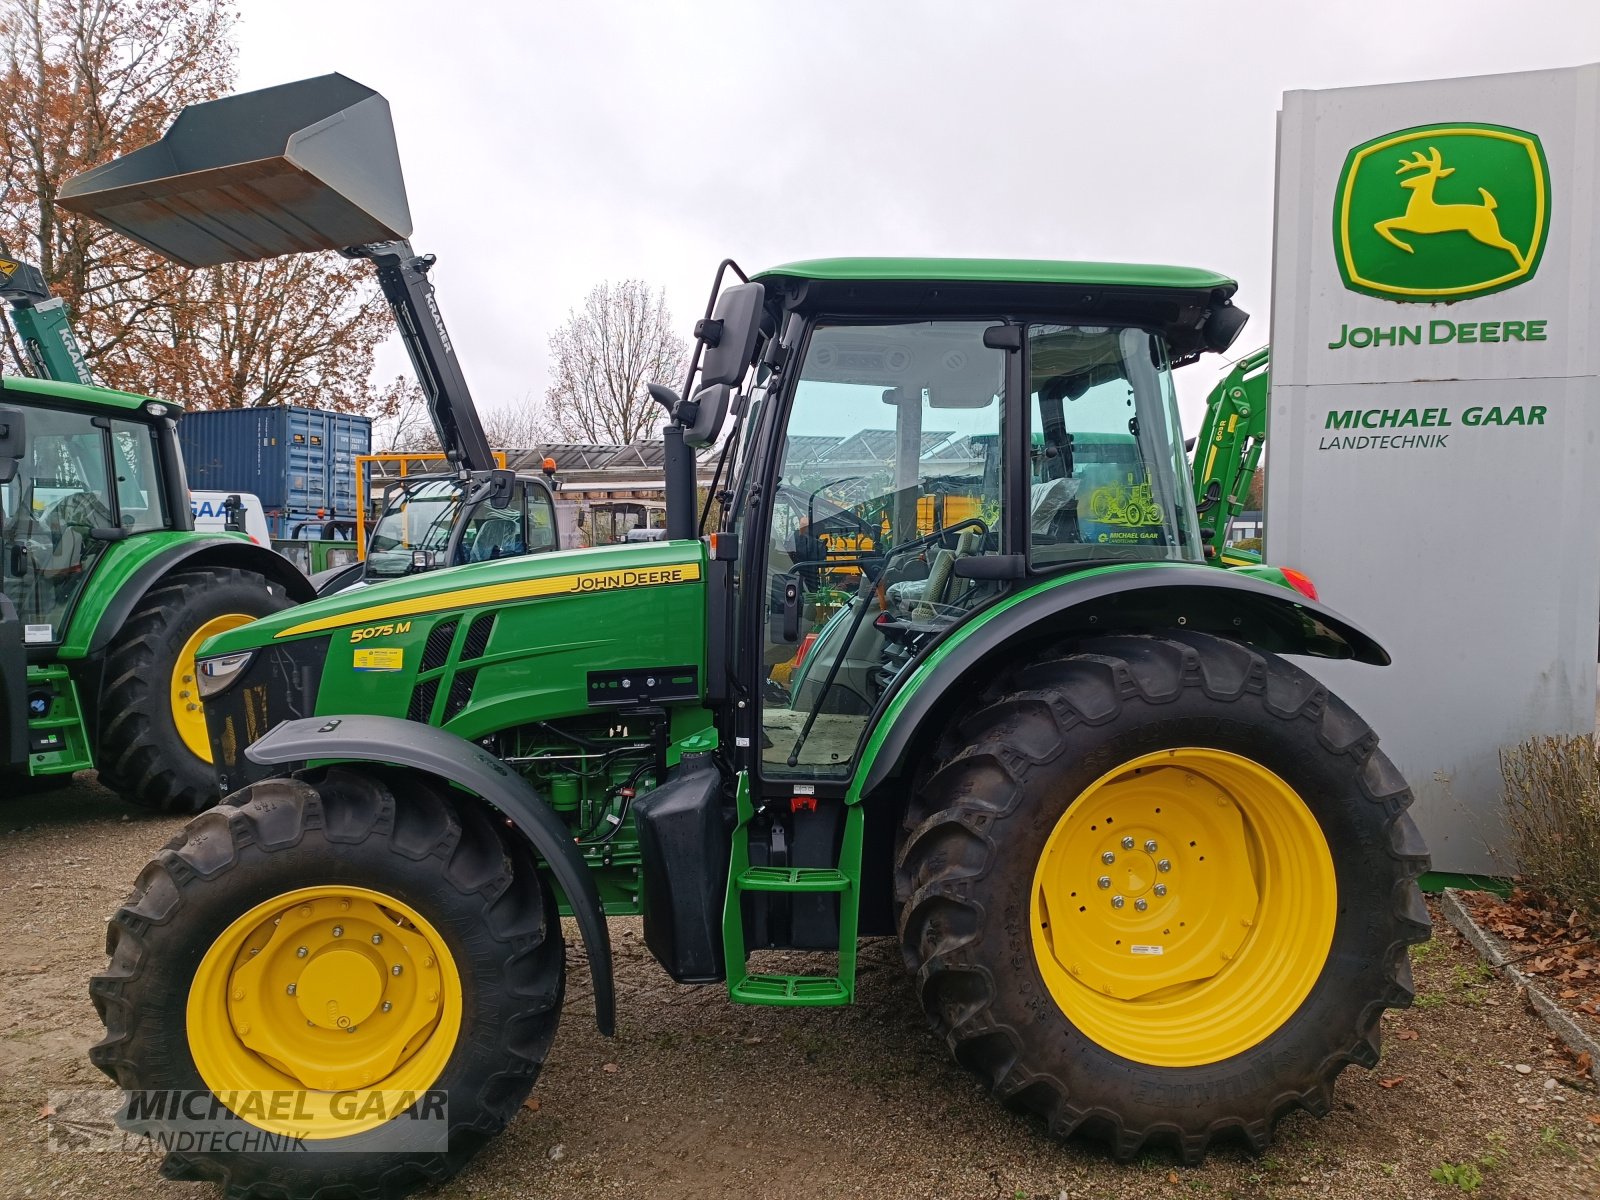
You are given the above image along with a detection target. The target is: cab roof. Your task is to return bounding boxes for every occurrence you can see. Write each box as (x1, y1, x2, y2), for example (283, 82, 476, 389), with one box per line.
(755, 257, 1235, 293)
(1, 374, 181, 415)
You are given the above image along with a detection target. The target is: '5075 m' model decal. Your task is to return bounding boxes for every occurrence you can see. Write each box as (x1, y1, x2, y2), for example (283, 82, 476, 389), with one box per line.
(350, 621, 413, 644)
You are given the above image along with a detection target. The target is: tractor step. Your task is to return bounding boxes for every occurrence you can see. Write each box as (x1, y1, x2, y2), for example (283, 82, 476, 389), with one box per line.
(722, 776, 864, 1009)
(736, 866, 850, 893)
(730, 973, 850, 1006)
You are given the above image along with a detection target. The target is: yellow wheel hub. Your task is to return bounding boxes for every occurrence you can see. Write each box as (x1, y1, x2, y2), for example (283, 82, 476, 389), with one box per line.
(188, 885, 462, 1137)
(1030, 748, 1336, 1067)
(171, 613, 255, 761)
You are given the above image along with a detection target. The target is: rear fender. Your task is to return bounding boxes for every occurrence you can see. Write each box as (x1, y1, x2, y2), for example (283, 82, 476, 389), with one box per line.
(67, 536, 315, 659)
(854, 563, 1389, 799)
(245, 714, 615, 1035)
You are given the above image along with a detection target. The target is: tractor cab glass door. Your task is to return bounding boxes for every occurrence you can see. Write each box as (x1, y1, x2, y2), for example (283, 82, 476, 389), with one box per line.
(459, 479, 557, 563)
(0, 402, 116, 643)
(1027, 325, 1201, 566)
(759, 320, 1006, 778)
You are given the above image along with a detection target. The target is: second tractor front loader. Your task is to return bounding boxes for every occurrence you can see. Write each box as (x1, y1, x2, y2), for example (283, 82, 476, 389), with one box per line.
(77, 76, 1429, 1199)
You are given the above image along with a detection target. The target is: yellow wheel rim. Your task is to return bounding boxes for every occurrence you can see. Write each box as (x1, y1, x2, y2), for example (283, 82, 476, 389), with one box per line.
(171, 613, 255, 761)
(187, 885, 463, 1138)
(1030, 748, 1337, 1067)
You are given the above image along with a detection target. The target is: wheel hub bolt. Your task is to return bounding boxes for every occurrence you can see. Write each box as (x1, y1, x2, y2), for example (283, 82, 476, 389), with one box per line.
(1120, 836, 1135, 850)
(296, 946, 308, 958)
(1157, 859, 1172, 872)
(1101, 851, 1116, 865)
(392, 965, 403, 976)
(1144, 840, 1158, 853)
(381, 1001, 392, 1013)
(371, 934, 383, 945)
(1111, 895, 1125, 909)
(332, 926, 344, 938)
(1097, 875, 1111, 889)
(1153, 884, 1168, 897)
(1134, 898, 1148, 912)
(285, 983, 296, 996)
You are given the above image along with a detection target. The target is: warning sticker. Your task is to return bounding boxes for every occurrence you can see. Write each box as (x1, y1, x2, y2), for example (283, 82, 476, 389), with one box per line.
(353, 647, 404, 672)
(24, 624, 52, 643)
(1130, 944, 1164, 956)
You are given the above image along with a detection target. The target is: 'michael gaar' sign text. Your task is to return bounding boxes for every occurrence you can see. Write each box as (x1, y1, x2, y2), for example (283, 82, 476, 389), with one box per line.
(1265, 64, 1600, 874)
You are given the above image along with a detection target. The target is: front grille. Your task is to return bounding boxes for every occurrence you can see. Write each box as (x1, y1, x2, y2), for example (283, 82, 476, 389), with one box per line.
(407, 678, 439, 723)
(461, 613, 495, 660)
(443, 669, 477, 721)
(206, 636, 330, 794)
(421, 620, 458, 672)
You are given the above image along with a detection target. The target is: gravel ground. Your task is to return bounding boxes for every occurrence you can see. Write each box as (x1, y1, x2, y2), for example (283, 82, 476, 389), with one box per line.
(3, 774, 1599, 1200)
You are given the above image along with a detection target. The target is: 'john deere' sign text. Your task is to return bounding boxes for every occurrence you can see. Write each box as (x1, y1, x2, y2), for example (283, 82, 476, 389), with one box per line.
(1334, 123, 1550, 301)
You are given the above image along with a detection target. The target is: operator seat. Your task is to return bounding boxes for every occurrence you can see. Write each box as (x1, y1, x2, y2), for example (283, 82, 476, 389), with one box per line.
(468, 516, 524, 562)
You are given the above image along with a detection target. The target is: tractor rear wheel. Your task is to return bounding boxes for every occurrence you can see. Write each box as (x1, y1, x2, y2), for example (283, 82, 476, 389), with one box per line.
(89, 766, 564, 1200)
(895, 630, 1430, 1162)
(96, 566, 291, 812)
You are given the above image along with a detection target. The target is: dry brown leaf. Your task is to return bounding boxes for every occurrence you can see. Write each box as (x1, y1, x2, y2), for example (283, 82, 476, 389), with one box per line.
(1586, 1113, 1600, 1127)
(1560, 989, 1580, 999)
(1378, 1077, 1405, 1089)
(601, 1062, 620, 1074)
(1577, 1051, 1594, 1074)
(1396, 1029, 1419, 1041)
(36, 1104, 55, 1121)
(522, 1096, 541, 1112)
(1167, 1171, 1180, 1184)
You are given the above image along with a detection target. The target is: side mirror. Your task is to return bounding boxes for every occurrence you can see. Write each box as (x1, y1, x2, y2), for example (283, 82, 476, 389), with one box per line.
(488, 468, 515, 508)
(1204, 301, 1250, 354)
(683, 383, 732, 448)
(0, 406, 24, 486)
(697, 282, 765, 388)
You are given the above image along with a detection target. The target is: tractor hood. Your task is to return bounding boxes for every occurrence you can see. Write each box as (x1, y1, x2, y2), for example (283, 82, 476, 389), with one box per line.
(198, 539, 712, 793)
(200, 540, 706, 657)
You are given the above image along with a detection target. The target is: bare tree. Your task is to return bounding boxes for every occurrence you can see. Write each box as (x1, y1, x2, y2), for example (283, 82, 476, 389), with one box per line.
(0, 0, 395, 415)
(371, 378, 437, 453)
(542, 281, 688, 445)
(482, 397, 551, 448)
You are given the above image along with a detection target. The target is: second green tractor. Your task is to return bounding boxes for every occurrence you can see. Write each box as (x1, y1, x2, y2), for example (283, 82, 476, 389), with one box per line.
(79, 77, 1430, 1197)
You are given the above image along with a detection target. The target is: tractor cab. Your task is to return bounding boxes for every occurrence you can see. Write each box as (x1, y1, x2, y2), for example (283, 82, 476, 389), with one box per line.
(712, 262, 1228, 779)
(362, 470, 560, 581)
(0, 379, 184, 646)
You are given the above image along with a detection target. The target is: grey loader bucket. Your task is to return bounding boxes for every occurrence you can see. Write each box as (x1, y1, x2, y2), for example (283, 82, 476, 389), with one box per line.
(57, 74, 412, 268)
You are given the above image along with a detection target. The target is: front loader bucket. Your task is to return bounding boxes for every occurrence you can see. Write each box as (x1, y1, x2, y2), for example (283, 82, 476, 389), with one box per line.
(57, 74, 411, 268)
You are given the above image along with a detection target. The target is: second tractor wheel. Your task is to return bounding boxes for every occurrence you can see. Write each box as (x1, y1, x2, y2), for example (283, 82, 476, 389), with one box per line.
(895, 630, 1431, 1162)
(96, 566, 291, 812)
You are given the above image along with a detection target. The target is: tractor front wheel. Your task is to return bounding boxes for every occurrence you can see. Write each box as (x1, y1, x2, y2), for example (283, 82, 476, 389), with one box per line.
(96, 566, 291, 812)
(90, 766, 565, 1199)
(895, 631, 1430, 1161)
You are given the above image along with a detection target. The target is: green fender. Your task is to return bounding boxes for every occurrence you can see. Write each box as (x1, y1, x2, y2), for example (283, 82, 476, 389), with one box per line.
(55, 533, 313, 660)
(848, 561, 1389, 801)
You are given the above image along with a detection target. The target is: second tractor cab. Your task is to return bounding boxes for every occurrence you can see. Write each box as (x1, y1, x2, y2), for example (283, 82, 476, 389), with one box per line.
(80, 75, 1427, 1200)
(314, 463, 562, 595)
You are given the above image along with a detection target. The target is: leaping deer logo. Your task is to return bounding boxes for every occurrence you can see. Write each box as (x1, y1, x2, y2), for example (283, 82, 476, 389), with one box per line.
(1374, 146, 1528, 270)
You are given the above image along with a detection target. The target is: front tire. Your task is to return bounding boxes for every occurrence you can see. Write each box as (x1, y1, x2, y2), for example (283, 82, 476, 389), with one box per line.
(895, 631, 1430, 1161)
(89, 766, 565, 1199)
(96, 566, 292, 812)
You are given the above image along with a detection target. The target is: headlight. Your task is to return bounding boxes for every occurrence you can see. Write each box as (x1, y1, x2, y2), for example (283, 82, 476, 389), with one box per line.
(197, 650, 255, 698)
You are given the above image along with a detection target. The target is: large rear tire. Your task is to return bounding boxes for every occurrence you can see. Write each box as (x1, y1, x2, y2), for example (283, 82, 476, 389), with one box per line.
(89, 766, 565, 1199)
(96, 566, 291, 812)
(895, 630, 1430, 1162)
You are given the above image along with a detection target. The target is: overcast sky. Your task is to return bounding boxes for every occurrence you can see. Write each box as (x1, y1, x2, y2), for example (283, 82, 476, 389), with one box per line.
(234, 0, 1600, 433)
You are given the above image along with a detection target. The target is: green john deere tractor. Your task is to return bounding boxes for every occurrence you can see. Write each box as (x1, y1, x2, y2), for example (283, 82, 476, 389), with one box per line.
(80, 77, 1429, 1196)
(0, 261, 314, 810)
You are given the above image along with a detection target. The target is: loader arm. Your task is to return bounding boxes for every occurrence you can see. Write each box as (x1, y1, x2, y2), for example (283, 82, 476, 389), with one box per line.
(1193, 344, 1268, 549)
(0, 258, 93, 385)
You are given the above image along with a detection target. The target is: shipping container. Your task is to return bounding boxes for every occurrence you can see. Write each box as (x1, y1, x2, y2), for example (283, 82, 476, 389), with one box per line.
(177, 407, 372, 535)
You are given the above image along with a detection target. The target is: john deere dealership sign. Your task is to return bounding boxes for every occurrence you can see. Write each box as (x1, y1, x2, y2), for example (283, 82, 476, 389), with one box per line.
(1334, 123, 1549, 301)
(1267, 63, 1600, 875)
